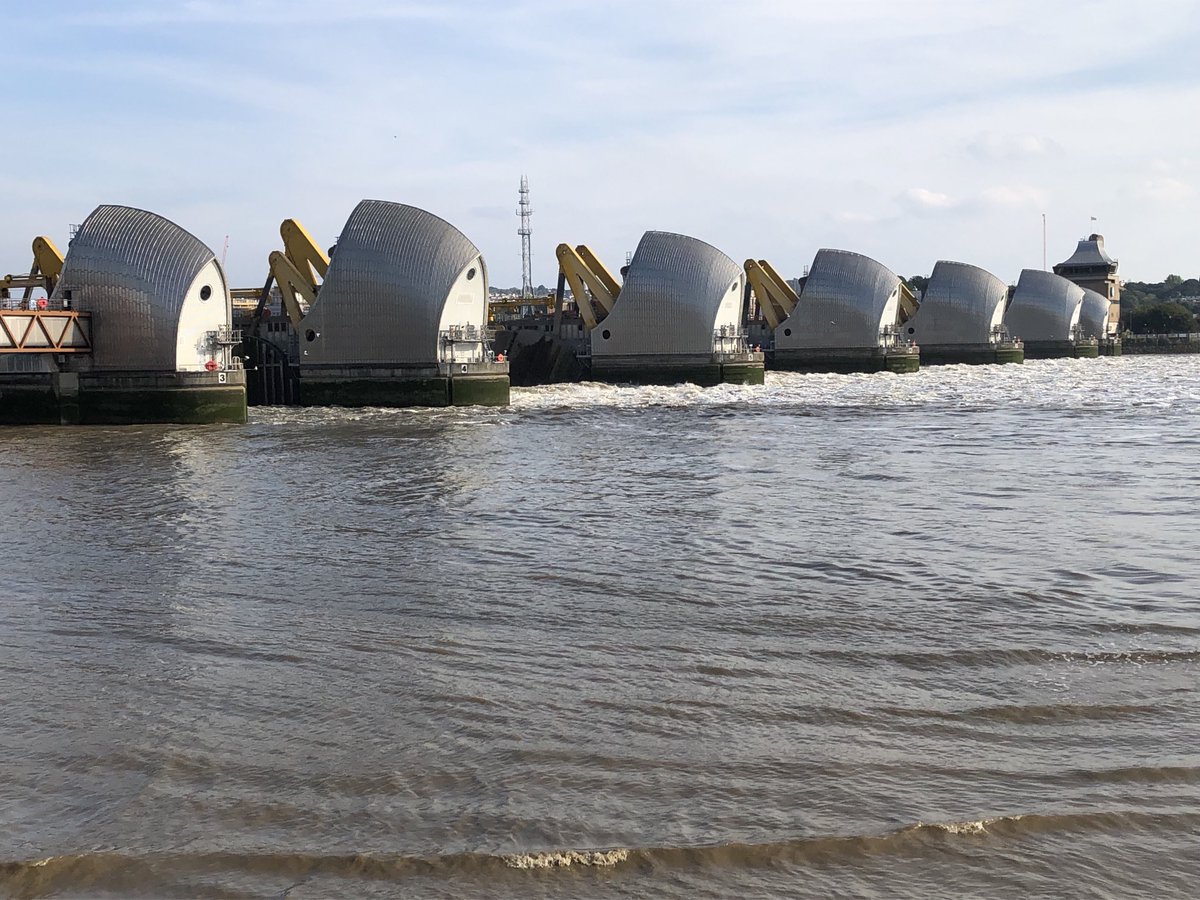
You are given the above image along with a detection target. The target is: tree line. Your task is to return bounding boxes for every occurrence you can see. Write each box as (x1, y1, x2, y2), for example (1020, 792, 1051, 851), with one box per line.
(1120, 275, 1199, 333)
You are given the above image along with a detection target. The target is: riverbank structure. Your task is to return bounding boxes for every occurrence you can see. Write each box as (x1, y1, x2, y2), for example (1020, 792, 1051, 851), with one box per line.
(748, 249, 920, 373)
(240, 200, 509, 408)
(902, 261, 1023, 365)
(1080, 287, 1122, 356)
(1007, 269, 1098, 358)
(1, 205, 246, 425)
(1054, 234, 1120, 331)
(556, 231, 764, 385)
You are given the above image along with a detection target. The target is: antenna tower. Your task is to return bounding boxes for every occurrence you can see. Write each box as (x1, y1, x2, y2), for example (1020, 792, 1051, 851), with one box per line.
(517, 175, 533, 298)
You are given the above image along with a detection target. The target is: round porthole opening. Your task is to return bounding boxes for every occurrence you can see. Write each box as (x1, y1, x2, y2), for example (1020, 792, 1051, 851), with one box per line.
(784, 328, 792, 337)
(305, 329, 316, 342)
(466, 267, 476, 280)
(908, 327, 915, 335)
(199, 285, 212, 301)
(601, 329, 611, 340)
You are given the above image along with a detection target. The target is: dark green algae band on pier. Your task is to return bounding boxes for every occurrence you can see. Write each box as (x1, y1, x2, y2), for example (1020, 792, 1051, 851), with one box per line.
(300, 375, 511, 408)
(1022, 341, 1100, 360)
(0, 374, 248, 426)
(770, 348, 920, 374)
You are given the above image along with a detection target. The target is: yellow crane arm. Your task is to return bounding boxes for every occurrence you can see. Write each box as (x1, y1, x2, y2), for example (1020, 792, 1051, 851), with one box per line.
(745, 259, 799, 330)
(279, 218, 329, 289)
(556, 243, 619, 331)
(574, 245, 620, 311)
(32, 236, 64, 291)
(268, 250, 318, 327)
(1, 236, 65, 300)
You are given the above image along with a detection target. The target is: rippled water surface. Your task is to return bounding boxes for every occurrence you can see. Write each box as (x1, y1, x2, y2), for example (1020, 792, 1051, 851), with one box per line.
(2, 355, 1199, 898)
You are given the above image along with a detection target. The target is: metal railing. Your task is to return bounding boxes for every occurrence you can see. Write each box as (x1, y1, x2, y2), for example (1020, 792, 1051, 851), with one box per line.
(879, 324, 917, 350)
(439, 324, 489, 363)
(712, 324, 750, 354)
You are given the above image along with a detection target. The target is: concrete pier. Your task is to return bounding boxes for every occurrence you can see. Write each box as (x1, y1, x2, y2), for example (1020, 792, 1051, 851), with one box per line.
(299, 361, 509, 407)
(772, 345, 919, 374)
(0, 369, 246, 425)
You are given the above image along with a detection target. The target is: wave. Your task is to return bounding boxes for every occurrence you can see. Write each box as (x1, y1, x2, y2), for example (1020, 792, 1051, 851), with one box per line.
(820, 646, 1200, 670)
(6, 810, 1199, 895)
(885, 701, 1162, 725)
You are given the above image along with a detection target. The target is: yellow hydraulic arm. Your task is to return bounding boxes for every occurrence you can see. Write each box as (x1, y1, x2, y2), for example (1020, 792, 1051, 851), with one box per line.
(897, 281, 920, 324)
(555, 243, 619, 330)
(267, 218, 329, 327)
(2, 236, 65, 301)
(32, 237, 64, 292)
(744, 259, 799, 330)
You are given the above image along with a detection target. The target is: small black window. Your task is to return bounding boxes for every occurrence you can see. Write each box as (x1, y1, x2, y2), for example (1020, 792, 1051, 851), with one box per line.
(907, 327, 915, 335)
(784, 328, 792, 337)
(466, 267, 476, 280)
(601, 329, 611, 340)
(199, 285, 212, 301)
(305, 329, 316, 342)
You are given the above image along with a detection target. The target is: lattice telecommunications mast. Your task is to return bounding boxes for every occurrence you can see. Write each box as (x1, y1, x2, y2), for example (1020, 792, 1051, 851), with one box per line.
(517, 175, 533, 298)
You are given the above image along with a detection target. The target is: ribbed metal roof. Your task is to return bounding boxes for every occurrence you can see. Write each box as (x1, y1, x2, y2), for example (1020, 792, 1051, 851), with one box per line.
(591, 231, 743, 357)
(301, 200, 483, 366)
(50, 205, 221, 370)
(775, 249, 900, 349)
(1055, 234, 1116, 270)
(1079, 288, 1112, 339)
(907, 260, 1008, 344)
(1007, 270, 1085, 342)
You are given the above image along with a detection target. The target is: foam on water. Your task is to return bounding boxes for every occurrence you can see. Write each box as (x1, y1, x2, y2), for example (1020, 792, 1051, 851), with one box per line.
(503, 848, 631, 869)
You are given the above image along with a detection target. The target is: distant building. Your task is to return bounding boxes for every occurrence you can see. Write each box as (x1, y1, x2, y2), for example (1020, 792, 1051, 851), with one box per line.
(1053, 234, 1120, 335)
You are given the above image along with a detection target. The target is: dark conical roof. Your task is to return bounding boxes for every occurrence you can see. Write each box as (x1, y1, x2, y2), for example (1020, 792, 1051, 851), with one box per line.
(1056, 233, 1116, 270)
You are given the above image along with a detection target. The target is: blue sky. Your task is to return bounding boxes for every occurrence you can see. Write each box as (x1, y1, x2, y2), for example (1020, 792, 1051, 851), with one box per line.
(4, 0, 1198, 287)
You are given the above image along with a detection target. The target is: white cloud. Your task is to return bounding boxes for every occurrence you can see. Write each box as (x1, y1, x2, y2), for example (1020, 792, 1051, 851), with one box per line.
(899, 188, 959, 213)
(967, 133, 1063, 162)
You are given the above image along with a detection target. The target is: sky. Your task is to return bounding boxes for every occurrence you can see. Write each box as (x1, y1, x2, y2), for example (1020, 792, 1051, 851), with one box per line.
(3, 0, 1198, 288)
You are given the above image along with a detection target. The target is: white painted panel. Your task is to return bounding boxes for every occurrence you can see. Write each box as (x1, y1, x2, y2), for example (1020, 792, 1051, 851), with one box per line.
(175, 260, 230, 371)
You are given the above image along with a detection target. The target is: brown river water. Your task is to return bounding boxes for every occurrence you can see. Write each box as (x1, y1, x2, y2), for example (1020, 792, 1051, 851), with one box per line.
(2, 355, 1199, 898)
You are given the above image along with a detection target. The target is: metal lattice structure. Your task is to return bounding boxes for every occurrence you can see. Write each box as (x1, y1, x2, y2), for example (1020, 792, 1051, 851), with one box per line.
(0, 310, 92, 353)
(517, 175, 533, 299)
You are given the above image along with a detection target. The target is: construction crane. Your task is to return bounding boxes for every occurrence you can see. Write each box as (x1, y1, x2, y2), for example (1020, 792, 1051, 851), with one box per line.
(555, 243, 621, 330)
(2, 236, 65, 304)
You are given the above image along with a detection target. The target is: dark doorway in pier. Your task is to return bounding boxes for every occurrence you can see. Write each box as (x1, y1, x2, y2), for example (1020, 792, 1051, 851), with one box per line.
(242, 336, 300, 406)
